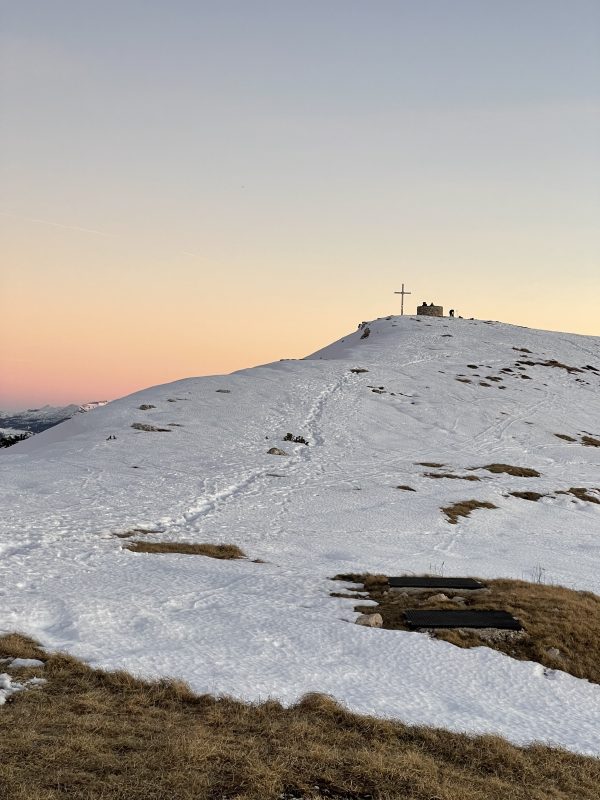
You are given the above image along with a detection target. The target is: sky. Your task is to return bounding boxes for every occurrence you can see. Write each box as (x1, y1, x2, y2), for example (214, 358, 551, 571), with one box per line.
(1, 0, 599, 409)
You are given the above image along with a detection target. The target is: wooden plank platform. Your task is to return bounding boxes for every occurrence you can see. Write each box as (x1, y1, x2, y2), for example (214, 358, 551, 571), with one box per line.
(388, 576, 486, 590)
(404, 610, 522, 630)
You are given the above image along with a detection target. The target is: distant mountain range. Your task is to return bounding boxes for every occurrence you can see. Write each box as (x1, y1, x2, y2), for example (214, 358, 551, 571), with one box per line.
(0, 401, 108, 442)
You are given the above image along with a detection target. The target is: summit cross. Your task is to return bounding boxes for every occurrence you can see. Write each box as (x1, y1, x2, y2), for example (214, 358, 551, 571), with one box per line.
(394, 283, 411, 315)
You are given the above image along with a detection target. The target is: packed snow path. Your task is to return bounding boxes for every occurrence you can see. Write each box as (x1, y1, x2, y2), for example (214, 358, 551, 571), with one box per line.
(2, 317, 600, 754)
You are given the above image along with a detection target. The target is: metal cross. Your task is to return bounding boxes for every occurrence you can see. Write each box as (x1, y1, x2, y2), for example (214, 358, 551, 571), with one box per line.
(394, 283, 411, 315)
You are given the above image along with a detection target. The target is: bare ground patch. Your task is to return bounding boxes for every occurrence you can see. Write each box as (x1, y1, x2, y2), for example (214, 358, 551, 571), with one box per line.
(509, 491, 546, 502)
(441, 500, 498, 524)
(334, 575, 600, 685)
(131, 423, 172, 433)
(515, 359, 583, 375)
(554, 433, 600, 447)
(480, 463, 541, 478)
(1, 634, 599, 800)
(424, 472, 481, 482)
(561, 488, 600, 505)
(582, 435, 600, 448)
(124, 542, 247, 558)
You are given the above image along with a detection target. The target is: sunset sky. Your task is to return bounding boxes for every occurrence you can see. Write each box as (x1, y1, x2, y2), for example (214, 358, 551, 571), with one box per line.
(1, 1, 599, 409)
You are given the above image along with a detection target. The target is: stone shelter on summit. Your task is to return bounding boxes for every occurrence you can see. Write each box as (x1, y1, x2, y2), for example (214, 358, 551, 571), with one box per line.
(417, 301, 444, 317)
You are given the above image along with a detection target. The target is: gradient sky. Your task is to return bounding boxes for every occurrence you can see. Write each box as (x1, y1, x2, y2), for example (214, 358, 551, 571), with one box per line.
(1, 1, 599, 409)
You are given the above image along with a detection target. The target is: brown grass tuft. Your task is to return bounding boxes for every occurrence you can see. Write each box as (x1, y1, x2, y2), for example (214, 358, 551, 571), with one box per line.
(124, 541, 247, 558)
(424, 472, 481, 481)
(481, 463, 541, 477)
(510, 491, 546, 502)
(1, 633, 599, 800)
(441, 500, 498, 524)
(566, 488, 600, 505)
(582, 435, 600, 447)
(555, 434, 577, 442)
(131, 423, 171, 432)
(335, 575, 600, 687)
(396, 484, 416, 491)
(515, 359, 583, 374)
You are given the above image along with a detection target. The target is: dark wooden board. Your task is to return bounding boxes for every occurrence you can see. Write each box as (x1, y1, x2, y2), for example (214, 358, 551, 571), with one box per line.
(388, 576, 486, 590)
(404, 610, 522, 630)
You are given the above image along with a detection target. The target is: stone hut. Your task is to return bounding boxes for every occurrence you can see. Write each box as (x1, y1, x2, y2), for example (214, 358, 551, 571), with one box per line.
(417, 302, 444, 317)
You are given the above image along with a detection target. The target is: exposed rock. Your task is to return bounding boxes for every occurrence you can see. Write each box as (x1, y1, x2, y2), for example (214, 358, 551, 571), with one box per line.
(267, 447, 288, 456)
(215, 389, 231, 393)
(138, 404, 156, 410)
(283, 433, 309, 445)
(547, 647, 563, 660)
(360, 326, 371, 340)
(355, 613, 383, 628)
(450, 596, 466, 605)
(428, 593, 450, 602)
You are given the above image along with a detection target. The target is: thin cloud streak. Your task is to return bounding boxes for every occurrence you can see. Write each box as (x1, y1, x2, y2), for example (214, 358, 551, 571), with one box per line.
(0, 211, 114, 238)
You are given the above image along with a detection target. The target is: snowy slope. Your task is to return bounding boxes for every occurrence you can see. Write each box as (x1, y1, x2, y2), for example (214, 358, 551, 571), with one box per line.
(2, 316, 600, 753)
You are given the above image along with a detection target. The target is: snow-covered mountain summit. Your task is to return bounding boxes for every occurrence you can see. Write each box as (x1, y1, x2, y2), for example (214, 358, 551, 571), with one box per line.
(0, 401, 108, 437)
(2, 316, 600, 753)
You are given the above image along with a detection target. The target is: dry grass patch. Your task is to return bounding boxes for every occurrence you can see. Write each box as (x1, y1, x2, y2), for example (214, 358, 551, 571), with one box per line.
(125, 541, 246, 558)
(131, 423, 171, 433)
(424, 472, 481, 482)
(396, 484, 416, 491)
(481, 463, 541, 478)
(564, 488, 600, 505)
(555, 434, 577, 442)
(515, 359, 583, 375)
(335, 576, 600, 686)
(509, 491, 546, 502)
(1, 634, 599, 800)
(582, 435, 600, 447)
(441, 500, 497, 524)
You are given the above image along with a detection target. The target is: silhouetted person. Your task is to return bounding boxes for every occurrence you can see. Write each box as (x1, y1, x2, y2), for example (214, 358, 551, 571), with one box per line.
(449, 309, 455, 318)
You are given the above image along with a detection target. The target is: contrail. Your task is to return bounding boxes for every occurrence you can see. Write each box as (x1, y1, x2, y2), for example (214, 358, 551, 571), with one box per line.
(0, 211, 115, 237)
